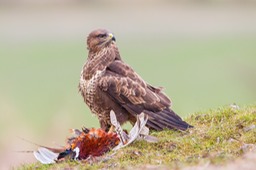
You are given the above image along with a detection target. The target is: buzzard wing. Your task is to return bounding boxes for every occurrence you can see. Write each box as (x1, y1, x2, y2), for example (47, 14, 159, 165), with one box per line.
(99, 60, 170, 112)
(99, 60, 191, 130)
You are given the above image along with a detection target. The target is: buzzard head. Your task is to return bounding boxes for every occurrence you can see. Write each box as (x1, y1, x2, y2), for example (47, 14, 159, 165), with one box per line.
(87, 29, 116, 53)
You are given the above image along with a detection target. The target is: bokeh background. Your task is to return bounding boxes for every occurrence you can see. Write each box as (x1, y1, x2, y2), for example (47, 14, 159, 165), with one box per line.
(0, 0, 256, 168)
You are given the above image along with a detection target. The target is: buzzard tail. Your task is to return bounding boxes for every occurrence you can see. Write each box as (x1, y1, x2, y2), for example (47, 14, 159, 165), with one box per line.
(144, 108, 193, 131)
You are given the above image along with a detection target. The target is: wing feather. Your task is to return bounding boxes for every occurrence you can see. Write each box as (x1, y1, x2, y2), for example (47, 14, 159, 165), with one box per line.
(98, 60, 192, 131)
(99, 60, 171, 113)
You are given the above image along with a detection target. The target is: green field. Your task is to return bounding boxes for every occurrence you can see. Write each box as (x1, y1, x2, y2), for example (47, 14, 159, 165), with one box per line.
(0, 1, 256, 168)
(1, 36, 255, 135)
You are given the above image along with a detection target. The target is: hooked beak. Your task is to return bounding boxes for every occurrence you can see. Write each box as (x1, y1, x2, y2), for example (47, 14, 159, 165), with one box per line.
(108, 33, 116, 42)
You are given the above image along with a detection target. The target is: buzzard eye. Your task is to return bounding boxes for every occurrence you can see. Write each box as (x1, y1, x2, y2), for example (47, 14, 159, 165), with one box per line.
(97, 34, 106, 38)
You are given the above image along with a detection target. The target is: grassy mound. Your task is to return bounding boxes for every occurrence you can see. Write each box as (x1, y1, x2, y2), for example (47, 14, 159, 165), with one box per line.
(19, 105, 256, 170)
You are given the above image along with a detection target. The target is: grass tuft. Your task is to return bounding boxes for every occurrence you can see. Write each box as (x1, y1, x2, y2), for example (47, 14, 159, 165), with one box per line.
(19, 105, 256, 169)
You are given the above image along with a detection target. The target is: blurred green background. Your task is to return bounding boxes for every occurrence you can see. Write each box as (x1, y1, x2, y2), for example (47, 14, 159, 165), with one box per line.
(0, 0, 256, 168)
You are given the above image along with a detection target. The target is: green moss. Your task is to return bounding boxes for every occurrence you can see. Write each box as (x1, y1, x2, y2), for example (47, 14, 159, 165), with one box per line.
(19, 105, 256, 169)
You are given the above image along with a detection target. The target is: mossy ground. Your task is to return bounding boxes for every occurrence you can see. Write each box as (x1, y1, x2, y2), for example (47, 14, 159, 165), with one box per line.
(18, 105, 256, 170)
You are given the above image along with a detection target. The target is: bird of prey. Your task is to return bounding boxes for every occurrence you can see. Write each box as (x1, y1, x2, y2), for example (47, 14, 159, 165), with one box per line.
(79, 29, 192, 132)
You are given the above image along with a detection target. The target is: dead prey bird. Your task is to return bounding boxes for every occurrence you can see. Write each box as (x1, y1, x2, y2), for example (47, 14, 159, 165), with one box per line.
(34, 111, 156, 164)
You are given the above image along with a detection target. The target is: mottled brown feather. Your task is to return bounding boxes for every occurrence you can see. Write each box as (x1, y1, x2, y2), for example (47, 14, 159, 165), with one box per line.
(79, 29, 193, 131)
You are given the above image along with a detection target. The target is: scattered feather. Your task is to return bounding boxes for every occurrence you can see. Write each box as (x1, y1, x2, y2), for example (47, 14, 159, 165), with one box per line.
(33, 111, 158, 164)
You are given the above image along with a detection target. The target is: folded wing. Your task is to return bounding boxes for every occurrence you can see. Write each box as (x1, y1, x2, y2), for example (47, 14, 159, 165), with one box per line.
(99, 60, 192, 131)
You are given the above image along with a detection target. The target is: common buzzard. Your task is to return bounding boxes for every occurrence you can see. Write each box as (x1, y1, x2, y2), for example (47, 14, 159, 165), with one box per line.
(79, 29, 192, 132)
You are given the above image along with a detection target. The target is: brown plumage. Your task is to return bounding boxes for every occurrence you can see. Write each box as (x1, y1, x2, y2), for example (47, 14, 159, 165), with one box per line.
(79, 29, 192, 131)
